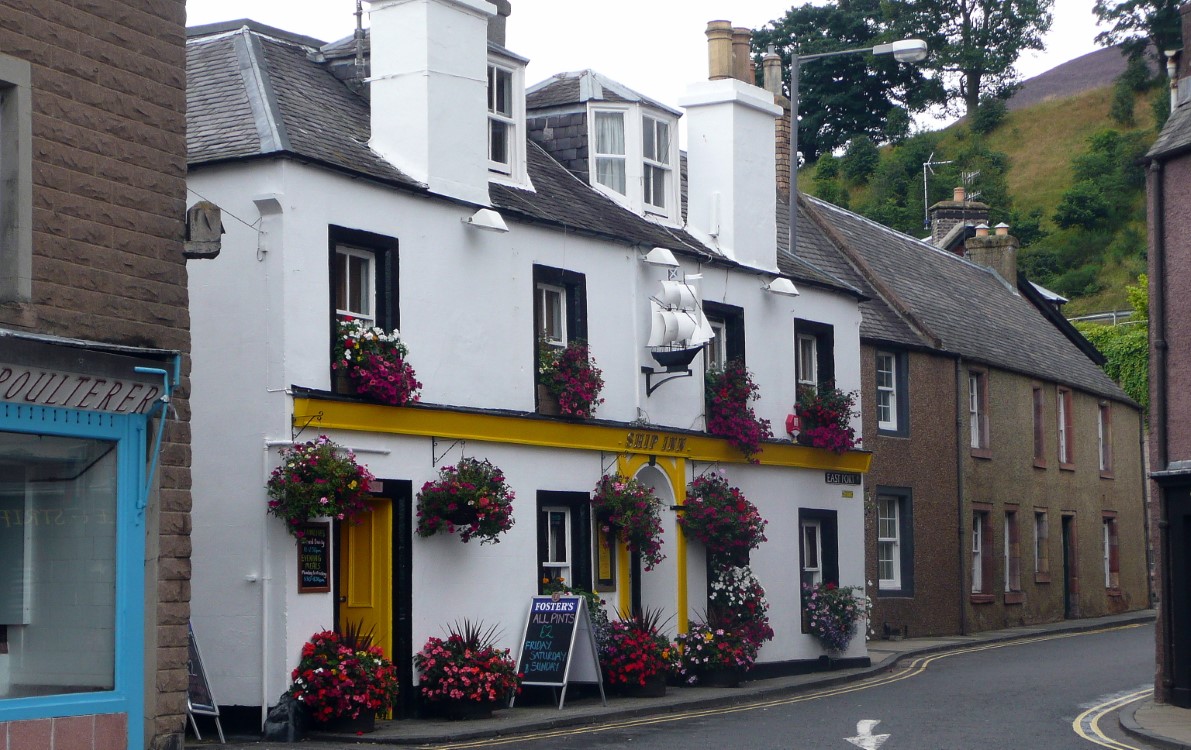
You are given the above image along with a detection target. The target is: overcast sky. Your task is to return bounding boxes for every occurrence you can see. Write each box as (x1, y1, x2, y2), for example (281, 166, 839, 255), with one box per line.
(186, 0, 1107, 133)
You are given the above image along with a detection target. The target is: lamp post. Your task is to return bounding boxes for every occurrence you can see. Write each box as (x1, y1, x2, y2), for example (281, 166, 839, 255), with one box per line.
(787, 38, 928, 255)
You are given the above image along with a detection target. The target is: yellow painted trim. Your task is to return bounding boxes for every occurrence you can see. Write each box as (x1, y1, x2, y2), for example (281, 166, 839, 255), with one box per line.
(294, 398, 873, 473)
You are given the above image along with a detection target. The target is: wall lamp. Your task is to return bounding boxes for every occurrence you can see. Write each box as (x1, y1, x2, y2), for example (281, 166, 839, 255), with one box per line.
(462, 208, 509, 233)
(763, 277, 800, 297)
(642, 246, 680, 268)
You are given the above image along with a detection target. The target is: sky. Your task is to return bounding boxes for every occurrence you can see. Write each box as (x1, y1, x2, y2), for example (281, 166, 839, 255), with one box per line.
(185, 0, 1107, 133)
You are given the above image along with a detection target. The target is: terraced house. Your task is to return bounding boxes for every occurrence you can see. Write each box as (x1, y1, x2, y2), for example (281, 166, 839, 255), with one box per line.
(0, 2, 191, 749)
(184, 1, 875, 725)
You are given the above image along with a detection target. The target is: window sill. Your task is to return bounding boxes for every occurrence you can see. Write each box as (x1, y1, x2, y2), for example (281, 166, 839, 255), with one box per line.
(1100, 470, 1115, 480)
(1004, 591, 1024, 605)
(971, 447, 992, 460)
(1035, 572, 1051, 584)
(1059, 462, 1075, 472)
(877, 429, 909, 439)
(970, 593, 995, 604)
(1033, 458, 1048, 469)
(1107, 587, 1123, 598)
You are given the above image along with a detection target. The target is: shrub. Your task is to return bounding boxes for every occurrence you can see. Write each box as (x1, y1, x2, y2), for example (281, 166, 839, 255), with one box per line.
(842, 135, 880, 185)
(802, 581, 871, 653)
(416, 457, 516, 544)
(289, 625, 399, 722)
(969, 97, 1008, 135)
(598, 609, 675, 687)
(414, 621, 521, 704)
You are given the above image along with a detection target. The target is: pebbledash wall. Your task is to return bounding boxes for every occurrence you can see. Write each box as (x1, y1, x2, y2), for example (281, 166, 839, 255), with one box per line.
(0, 2, 190, 750)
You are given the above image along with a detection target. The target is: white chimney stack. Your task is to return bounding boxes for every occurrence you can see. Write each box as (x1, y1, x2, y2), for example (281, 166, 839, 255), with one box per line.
(369, 0, 496, 206)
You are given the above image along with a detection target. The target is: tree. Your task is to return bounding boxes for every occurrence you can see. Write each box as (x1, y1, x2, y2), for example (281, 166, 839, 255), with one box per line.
(885, 0, 1055, 116)
(751, 0, 945, 161)
(842, 136, 881, 184)
(1073, 274, 1149, 412)
(1093, 0, 1183, 61)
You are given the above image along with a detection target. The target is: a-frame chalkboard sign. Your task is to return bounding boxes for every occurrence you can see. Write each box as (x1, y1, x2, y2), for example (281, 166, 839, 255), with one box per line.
(512, 595, 605, 709)
(187, 622, 225, 743)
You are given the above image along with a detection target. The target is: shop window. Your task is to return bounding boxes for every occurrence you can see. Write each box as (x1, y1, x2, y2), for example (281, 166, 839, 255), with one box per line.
(703, 301, 745, 371)
(537, 492, 592, 594)
(0, 53, 32, 303)
(1057, 386, 1074, 470)
(794, 319, 835, 392)
(0, 431, 120, 699)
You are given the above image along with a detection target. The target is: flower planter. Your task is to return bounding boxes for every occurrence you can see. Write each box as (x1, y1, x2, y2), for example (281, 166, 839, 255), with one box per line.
(536, 384, 561, 416)
(795, 431, 814, 447)
(313, 711, 376, 734)
(436, 699, 498, 721)
(616, 673, 668, 698)
(694, 668, 743, 688)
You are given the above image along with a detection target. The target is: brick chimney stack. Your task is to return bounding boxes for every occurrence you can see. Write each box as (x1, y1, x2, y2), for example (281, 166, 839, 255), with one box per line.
(966, 223, 1020, 284)
(929, 186, 990, 246)
(763, 48, 791, 196)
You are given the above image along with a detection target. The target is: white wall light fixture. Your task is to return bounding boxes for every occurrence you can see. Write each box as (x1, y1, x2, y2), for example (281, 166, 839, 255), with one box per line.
(642, 246, 680, 268)
(763, 277, 800, 297)
(462, 208, 509, 233)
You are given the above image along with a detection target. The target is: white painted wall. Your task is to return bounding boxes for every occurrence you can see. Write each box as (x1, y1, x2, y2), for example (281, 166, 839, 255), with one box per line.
(187, 145, 866, 705)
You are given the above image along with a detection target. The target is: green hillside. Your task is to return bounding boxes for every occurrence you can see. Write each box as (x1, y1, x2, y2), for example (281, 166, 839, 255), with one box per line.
(805, 83, 1163, 316)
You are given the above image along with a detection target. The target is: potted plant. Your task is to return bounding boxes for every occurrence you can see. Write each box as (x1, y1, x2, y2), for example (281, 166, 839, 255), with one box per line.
(334, 317, 422, 406)
(538, 340, 605, 419)
(599, 609, 675, 697)
(591, 474, 665, 571)
(707, 565, 775, 650)
(705, 360, 773, 462)
(414, 621, 521, 720)
(802, 581, 872, 654)
(289, 624, 399, 732)
(416, 457, 515, 544)
(542, 576, 611, 649)
(266, 436, 375, 537)
(673, 616, 761, 687)
(679, 473, 767, 565)
(794, 382, 860, 454)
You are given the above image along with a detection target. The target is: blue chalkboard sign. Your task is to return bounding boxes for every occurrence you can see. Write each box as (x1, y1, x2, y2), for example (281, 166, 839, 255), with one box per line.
(513, 595, 604, 709)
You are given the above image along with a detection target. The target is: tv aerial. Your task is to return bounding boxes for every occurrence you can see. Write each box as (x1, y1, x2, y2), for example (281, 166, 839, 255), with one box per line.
(922, 152, 954, 228)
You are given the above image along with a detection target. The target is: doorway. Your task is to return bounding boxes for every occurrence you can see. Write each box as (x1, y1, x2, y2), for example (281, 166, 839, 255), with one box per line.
(1168, 486, 1191, 707)
(1061, 514, 1078, 619)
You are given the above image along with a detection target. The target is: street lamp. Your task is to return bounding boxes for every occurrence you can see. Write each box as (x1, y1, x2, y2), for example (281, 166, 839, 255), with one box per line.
(787, 38, 928, 254)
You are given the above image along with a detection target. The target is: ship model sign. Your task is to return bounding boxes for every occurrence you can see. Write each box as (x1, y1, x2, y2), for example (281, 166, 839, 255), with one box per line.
(642, 275, 714, 396)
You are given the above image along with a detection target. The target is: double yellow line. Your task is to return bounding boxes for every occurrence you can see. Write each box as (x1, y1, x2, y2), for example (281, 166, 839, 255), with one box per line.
(1073, 687, 1152, 749)
(423, 624, 1146, 749)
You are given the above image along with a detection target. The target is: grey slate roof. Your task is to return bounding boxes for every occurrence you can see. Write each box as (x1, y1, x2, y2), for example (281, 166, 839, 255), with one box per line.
(527, 70, 683, 116)
(187, 24, 863, 299)
(1147, 97, 1191, 160)
(803, 196, 1131, 403)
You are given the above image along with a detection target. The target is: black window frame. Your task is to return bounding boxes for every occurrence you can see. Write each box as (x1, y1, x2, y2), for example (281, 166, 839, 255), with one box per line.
(533, 265, 588, 407)
(328, 226, 400, 391)
(702, 300, 745, 370)
(875, 486, 914, 597)
(794, 318, 835, 389)
(536, 491, 593, 594)
(875, 349, 910, 438)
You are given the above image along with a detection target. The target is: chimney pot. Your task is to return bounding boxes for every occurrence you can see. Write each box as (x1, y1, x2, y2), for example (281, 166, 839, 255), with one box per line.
(953, 186, 966, 202)
(975, 223, 990, 237)
(994, 222, 1010, 236)
(763, 48, 785, 99)
(732, 27, 752, 83)
(707, 21, 734, 80)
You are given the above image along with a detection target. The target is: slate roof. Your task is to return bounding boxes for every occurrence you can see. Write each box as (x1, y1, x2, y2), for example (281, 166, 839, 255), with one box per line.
(527, 70, 683, 116)
(803, 196, 1131, 403)
(1147, 96, 1191, 160)
(186, 23, 862, 298)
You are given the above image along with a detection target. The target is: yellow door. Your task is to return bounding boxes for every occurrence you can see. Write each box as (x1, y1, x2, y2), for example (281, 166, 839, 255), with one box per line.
(337, 498, 393, 660)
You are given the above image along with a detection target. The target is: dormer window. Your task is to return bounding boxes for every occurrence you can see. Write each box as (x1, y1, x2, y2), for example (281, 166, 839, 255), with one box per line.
(486, 50, 529, 187)
(488, 63, 514, 173)
(593, 111, 626, 195)
(642, 116, 671, 212)
(588, 104, 679, 223)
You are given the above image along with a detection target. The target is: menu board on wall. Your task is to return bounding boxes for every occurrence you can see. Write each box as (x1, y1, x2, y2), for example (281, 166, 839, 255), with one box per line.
(297, 522, 331, 593)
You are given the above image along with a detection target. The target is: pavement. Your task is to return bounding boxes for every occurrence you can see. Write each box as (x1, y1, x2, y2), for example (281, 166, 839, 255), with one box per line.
(191, 609, 1191, 749)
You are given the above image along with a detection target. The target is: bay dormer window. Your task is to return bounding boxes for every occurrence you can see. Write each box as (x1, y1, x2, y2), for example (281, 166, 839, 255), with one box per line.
(588, 104, 680, 223)
(486, 50, 529, 187)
